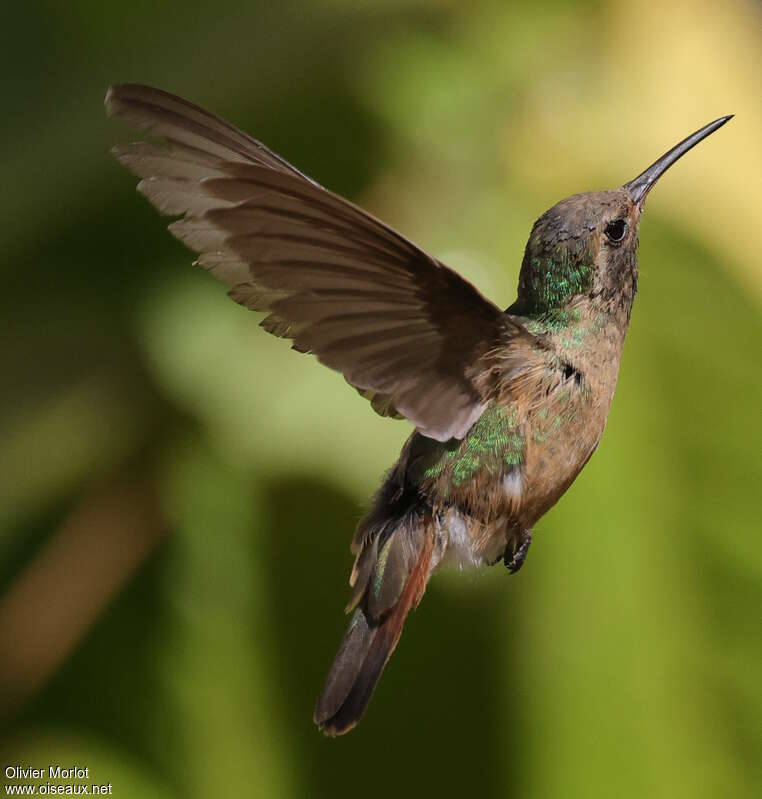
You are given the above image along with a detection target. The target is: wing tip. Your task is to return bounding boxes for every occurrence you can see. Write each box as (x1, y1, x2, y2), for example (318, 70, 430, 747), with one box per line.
(105, 82, 164, 119)
(104, 83, 139, 114)
(104, 84, 118, 116)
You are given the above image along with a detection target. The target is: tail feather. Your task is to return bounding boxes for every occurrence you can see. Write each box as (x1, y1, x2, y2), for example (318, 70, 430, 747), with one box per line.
(314, 521, 435, 736)
(313, 608, 373, 728)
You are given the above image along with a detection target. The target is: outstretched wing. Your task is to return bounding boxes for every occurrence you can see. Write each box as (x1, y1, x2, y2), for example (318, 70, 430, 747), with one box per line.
(106, 83, 507, 441)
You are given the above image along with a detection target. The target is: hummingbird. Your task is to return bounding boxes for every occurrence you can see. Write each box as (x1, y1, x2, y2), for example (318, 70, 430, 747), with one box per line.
(105, 84, 731, 736)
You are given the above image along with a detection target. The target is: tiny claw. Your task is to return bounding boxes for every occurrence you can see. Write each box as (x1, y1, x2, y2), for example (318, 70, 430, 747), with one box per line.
(504, 529, 532, 573)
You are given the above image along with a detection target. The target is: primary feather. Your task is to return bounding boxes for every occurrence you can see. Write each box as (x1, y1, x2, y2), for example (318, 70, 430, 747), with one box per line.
(105, 83, 510, 441)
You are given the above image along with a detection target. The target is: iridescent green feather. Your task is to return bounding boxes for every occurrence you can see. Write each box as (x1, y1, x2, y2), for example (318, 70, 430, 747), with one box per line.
(419, 406, 525, 486)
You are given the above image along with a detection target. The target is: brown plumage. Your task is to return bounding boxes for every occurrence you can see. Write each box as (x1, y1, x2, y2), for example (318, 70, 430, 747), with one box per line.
(106, 84, 512, 442)
(315, 518, 435, 736)
(105, 84, 731, 734)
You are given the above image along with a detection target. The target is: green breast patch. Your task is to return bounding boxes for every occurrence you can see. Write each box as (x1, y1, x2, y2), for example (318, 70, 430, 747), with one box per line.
(420, 405, 525, 486)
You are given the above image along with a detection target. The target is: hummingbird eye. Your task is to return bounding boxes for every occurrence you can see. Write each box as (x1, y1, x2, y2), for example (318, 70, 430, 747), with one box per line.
(604, 218, 627, 243)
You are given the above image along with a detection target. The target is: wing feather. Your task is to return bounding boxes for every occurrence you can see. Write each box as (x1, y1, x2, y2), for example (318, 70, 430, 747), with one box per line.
(106, 83, 528, 441)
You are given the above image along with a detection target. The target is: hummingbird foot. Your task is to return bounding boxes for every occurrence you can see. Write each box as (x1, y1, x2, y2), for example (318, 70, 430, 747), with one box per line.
(504, 529, 532, 574)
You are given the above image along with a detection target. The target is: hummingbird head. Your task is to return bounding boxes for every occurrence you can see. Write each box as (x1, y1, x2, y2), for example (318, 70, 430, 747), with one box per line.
(513, 116, 732, 321)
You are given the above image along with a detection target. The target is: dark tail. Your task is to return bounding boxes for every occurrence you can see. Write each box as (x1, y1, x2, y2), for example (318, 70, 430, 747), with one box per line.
(314, 501, 435, 736)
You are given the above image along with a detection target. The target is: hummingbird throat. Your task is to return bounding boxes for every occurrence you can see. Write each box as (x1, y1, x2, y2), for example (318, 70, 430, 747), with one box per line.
(519, 247, 595, 322)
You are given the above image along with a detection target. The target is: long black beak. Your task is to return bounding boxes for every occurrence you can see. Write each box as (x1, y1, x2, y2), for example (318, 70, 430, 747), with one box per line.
(624, 115, 733, 206)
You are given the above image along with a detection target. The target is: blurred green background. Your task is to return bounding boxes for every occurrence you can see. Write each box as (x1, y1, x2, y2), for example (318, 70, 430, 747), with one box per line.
(1, 1, 761, 797)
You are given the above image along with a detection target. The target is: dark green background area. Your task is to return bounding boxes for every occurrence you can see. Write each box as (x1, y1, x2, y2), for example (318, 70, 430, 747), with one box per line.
(1, 2, 760, 798)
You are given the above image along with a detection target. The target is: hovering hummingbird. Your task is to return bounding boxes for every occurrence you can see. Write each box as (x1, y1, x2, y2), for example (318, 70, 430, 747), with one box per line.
(105, 84, 731, 735)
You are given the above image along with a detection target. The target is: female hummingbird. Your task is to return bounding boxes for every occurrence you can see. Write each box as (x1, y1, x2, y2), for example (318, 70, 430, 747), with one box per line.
(106, 84, 730, 735)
